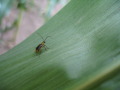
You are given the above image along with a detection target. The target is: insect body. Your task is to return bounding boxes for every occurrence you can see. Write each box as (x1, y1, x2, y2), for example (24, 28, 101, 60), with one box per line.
(35, 35, 50, 53)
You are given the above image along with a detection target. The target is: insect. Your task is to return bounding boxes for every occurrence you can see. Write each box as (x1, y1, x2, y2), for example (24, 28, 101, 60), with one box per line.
(35, 34, 50, 53)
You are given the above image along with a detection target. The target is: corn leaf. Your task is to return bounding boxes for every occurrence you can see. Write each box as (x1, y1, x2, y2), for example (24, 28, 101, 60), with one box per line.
(0, 0, 120, 90)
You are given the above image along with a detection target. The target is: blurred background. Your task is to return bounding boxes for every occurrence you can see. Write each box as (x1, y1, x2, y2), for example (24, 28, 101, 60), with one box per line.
(0, 0, 69, 55)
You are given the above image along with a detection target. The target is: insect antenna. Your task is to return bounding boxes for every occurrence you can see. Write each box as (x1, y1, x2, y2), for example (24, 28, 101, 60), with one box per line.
(44, 36, 51, 41)
(37, 33, 44, 41)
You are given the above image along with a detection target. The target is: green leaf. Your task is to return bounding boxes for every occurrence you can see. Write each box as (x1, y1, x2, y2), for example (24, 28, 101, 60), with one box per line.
(0, 0, 14, 22)
(0, 0, 120, 90)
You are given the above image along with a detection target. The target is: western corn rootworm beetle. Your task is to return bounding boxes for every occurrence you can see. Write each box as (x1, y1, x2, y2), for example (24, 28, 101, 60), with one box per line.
(35, 34, 50, 53)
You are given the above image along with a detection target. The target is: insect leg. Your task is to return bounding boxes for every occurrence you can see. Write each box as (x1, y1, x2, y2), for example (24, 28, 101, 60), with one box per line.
(43, 45, 47, 50)
(44, 45, 49, 49)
